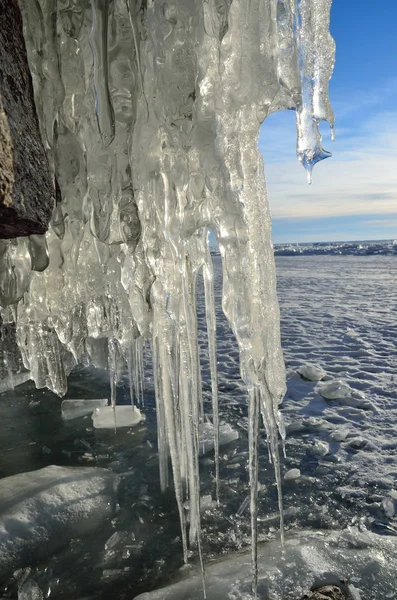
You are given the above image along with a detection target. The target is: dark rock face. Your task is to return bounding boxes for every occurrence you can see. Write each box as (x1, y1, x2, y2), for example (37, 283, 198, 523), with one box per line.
(0, 0, 54, 239)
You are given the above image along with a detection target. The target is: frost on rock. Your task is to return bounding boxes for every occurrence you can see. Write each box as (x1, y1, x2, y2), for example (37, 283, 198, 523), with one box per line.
(0, 0, 335, 588)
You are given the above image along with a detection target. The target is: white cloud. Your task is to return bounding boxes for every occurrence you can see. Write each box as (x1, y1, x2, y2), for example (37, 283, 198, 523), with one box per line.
(260, 108, 397, 221)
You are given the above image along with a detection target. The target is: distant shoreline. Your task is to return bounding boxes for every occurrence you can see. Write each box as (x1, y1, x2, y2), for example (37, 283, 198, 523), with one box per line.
(210, 239, 397, 257)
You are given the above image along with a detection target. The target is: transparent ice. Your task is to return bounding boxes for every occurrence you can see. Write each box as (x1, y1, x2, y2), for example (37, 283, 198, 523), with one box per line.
(0, 0, 335, 594)
(92, 404, 143, 429)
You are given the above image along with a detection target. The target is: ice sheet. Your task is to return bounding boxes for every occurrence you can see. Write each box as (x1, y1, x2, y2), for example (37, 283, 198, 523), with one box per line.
(134, 528, 397, 600)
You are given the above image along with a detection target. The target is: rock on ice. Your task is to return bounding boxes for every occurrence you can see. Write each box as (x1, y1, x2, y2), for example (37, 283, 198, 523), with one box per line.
(297, 365, 326, 382)
(0, 465, 118, 581)
(92, 405, 143, 429)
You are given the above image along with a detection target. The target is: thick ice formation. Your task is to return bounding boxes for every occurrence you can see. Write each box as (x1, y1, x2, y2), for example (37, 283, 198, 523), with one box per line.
(0, 0, 334, 591)
(0, 465, 118, 581)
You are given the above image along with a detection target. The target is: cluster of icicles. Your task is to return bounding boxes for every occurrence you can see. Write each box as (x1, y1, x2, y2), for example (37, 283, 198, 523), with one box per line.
(0, 0, 334, 595)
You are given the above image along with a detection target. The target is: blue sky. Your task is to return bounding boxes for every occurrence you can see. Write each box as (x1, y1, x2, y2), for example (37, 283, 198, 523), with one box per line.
(260, 1, 397, 243)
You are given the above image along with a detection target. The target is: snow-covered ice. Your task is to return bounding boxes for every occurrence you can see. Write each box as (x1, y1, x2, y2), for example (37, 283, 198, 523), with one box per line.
(134, 528, 397, 600)
(0, 466, 118, 580)
(0, 250, 396, 598)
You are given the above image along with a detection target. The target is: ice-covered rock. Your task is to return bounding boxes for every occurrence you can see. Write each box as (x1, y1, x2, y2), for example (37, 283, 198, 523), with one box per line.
(346, 437, 369, 451)
(134, 528, 397, 600)
(310, 440, 330, 458)
(297, 365, 327, 382)
(61, 398, 108, 420)
(329, 428, 349, 442)
(92, 405, 143, 429)
(382, 497, 395, 518)
(318, 381, 374, 411)
(284, 468, 301, 481)
(0, 465, 118, 581)
(198, 423, 239, 456)
(318, 380, 352, 400)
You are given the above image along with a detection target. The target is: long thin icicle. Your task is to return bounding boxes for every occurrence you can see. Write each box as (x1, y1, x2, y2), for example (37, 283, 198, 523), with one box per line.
(157, 323, 188, 564)
(152, 335, 169, 492)
(261, 382, 285, 544)
(108, 338, 117, 431)
(248, 387, 260, 598)
(203, 231, 220, 503)
(126, 344, 135, 406)
(181, 254, 206, 598)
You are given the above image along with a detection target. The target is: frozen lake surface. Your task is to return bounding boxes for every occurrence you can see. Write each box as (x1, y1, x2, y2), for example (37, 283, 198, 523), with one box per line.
(0, 250, 396, 598)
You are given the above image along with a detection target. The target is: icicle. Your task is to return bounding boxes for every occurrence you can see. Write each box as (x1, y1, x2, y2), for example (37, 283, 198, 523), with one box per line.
(203, 231, 220, 503)
(125, 0, 149, 119)
(180, 256, 206, 597)
(152, 335, 169, 492)
(124, 339, 144, 409)
(126, 344, 135, 406)
(138, 339, 145, 407)
(261, 382, 285, 545)
(248, 387, 260, 599)
(294, 0, 334, 181)
(108, 338, 117, 431)
(157, 322, 188, 565)
(277, 410, 287, 459)
(1, 334, 15, 392)
(89, 0, 115, 147)
(311, 0, 335, 130)
(181, 255, 203, 548)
